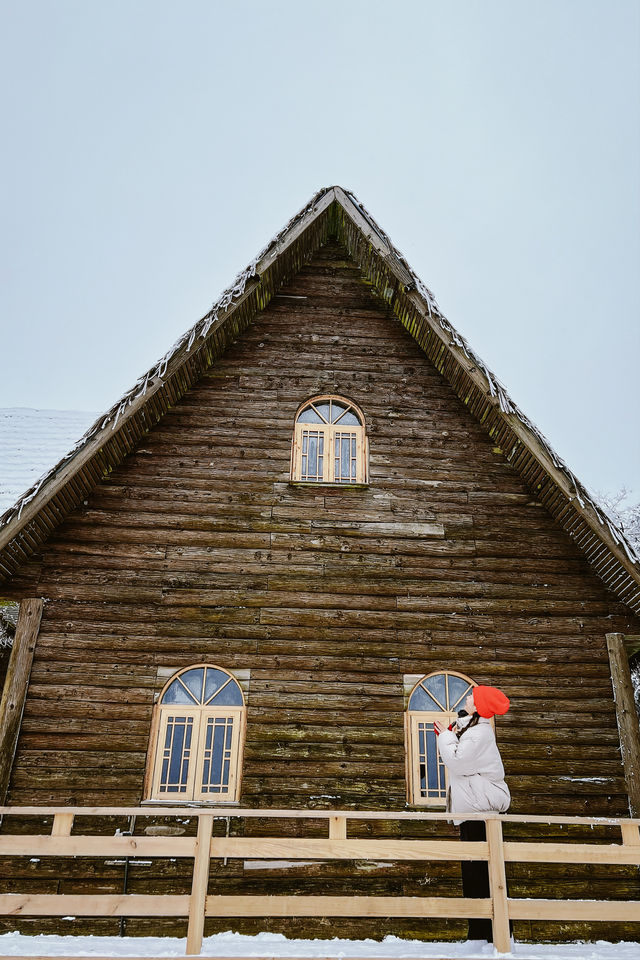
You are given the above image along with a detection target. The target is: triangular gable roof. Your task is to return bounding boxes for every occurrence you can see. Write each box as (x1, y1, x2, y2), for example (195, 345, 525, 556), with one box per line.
(1, 186, 638, 613)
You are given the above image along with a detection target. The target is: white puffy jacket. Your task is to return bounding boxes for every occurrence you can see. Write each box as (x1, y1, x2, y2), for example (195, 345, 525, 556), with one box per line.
(437, 716, 510, 824)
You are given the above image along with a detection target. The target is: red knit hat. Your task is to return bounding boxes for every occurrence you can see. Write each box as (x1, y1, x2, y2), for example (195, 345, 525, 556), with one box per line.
(473, 685, 510, 718)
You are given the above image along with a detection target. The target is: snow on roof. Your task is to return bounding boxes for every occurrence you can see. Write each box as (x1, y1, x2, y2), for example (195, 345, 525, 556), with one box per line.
(0, 600, 18, 649)
(0, 408, 98, 514)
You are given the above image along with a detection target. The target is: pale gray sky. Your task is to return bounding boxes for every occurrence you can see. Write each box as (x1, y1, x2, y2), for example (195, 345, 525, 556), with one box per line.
(1, 0, 638, 497)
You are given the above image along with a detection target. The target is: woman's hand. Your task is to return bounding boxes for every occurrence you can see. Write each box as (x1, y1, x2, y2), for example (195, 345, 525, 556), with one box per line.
(434, 719, 450, 735)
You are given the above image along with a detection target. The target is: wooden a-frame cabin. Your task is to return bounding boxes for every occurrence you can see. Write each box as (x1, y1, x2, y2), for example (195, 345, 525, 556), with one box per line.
(0, 186, 639, 948)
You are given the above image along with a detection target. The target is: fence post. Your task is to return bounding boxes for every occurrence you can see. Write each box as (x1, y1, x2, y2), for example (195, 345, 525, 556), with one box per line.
(186, 814, 214, 956)
(486, 817, 510, 953)
(329, 816, 347, 839)
(620, 822, 640, 846)
(0, 598, 44, 803)
(606, 633, 640, 816)
(51, 813, 74, 836)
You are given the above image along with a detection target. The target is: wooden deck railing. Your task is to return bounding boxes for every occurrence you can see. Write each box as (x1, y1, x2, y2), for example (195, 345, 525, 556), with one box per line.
(0, 806, 639, 955)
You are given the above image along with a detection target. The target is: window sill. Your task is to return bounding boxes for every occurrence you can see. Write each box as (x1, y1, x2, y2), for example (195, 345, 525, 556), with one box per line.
(288, 481, 369, 490)
(141, 799, 241, 807)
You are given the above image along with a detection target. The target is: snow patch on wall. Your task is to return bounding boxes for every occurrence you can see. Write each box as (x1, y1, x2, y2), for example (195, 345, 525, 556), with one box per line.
(243, 860, 317, 870)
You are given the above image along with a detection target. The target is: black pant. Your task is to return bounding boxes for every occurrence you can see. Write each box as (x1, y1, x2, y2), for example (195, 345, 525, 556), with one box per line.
(459, 820, 493, 941)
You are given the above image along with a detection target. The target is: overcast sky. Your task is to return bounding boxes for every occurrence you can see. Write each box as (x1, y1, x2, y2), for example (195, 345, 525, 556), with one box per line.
(1, 1, 638, 498)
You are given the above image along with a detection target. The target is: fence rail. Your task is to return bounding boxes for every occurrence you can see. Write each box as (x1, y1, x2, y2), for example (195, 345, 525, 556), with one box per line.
(0, 806, 639, 955)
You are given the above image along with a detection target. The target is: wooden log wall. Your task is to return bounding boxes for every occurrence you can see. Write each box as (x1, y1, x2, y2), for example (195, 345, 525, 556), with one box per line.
(2, 242, 640, 941)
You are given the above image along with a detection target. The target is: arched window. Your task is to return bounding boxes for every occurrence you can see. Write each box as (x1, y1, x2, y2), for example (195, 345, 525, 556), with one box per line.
(146, 665, 246, 803)
(290, 395, 368, 484)
(405, 671, 476, 806)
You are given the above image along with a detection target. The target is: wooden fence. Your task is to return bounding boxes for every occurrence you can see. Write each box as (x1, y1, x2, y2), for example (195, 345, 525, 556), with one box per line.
(0, 806, 639, 955)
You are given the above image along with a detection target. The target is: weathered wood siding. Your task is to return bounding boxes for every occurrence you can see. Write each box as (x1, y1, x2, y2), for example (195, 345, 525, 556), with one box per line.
(2, 242, 639, 941)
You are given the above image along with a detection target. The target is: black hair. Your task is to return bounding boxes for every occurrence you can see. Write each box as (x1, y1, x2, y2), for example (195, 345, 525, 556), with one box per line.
(456, 711, 480, 740)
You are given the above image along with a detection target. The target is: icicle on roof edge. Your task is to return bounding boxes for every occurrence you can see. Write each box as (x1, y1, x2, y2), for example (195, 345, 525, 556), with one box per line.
(0, 188, 331, 532)
(342, 189, 638, 568)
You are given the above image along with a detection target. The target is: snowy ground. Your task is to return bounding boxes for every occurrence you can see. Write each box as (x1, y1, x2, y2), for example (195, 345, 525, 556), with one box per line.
(1, 932, 639, 959)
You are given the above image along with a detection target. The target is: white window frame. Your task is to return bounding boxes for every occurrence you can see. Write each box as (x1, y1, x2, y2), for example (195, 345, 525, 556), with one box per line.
(145, 664, 246, 804)
(290, 395, 368, 485)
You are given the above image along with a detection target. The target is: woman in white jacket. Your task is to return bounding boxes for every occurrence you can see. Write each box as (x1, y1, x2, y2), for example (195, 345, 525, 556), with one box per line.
(435, 684, 510, 943)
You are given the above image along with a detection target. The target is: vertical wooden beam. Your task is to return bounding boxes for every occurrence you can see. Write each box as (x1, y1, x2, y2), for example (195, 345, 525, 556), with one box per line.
(329, 816, 347, 840)
(51, 813, 75, 837)
(486, 818, 510, 953)
(0, 598, 43, 803)
(186, 813, 213, 956)
(607, 633, 640, 817)
(620, 821, 640, 846)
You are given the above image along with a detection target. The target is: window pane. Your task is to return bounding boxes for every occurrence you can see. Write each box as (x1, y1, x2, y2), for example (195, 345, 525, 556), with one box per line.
(426, 727, 440, 797)
(314, 402, 331, 423)
(162, 679, 198, 705)
(201, 722, 212, 788)
(209, 679, 243, 706)
(222, 723, 233, 786)
(201, 716, 234, 795)
(160, 755, 170, 786)
(423, 674, 446, 709)
(211, 721, 224, 788)
(159, 715, 193, 794)
(297, 407, 323, 423)
(204, 668, 233, 703)
(168, 721, 186, 783)
(334, 407, 361, 425)
(408, 685, 441, 711)
(417, 721, 445, 800)
(448, 675, 473, 710)
(334, 432, 357, 483)
(341, 436, 350, 477)
(330, 402, 347, 423)
(180, 668, 205, 704)
(418, 725, 427, 796)
(301, 430, 324, 481)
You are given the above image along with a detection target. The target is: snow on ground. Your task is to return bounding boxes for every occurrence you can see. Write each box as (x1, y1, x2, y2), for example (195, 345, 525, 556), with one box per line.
(0, 408, 98, 513)
(0, 932, 639, 959)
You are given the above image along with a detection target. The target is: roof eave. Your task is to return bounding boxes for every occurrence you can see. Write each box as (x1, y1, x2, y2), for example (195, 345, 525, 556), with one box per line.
(331, 189, 640, 612)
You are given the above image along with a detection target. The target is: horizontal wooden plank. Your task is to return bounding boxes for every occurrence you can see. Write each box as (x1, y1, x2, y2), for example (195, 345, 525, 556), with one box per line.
(0, 836, 196, 857)
(206, 838, 489, 862)
(0, 893, 190, 916)
(504, 841, 640, 865)
(508, 897, 640, 922)
(1, 806, 637, 825)
(203, 894, 492, 918)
